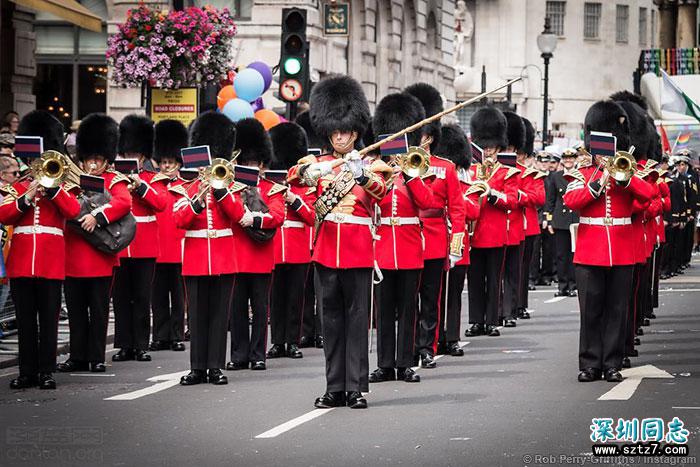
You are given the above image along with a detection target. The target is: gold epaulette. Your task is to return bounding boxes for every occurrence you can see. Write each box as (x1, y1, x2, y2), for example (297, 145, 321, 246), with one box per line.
(297, 155, 318, 165)
(305, 187, 316, 196)
(151, 173, 170, 184)
(464, 184, 484, 197)
(267, 182, 288, 196)
(168, 184, 189, 197)
(563, 169, 585, 184)
(534, 170, 548, 180)
(522, 167, 538, 179)
(0, 184, 18, 198)
(505, 167, 521, 180)
(230, 181, 247, 193)
(107, 170, 130, 189)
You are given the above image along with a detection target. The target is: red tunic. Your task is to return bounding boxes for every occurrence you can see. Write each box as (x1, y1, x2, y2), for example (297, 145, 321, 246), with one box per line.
(173, 180, 246, 276)
(273, 182, 316, 265)
(469, 163, 520, 249)
(563, 166, 653, 267)
(156, 177, 187, 264)
(65, 172, 133, 278)
(232, 178, 285, 274)
(520, 167, 547, 236)
(454, 173, 481, 266)
(0, 182, 80, 280)
(505, 168, 525, 246)
(120, 170, 167, 259)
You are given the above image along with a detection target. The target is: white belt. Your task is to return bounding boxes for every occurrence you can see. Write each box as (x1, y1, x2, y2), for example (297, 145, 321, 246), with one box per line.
(283, 220, 305, 228)
(579, 216, 632, 226)
(380, 216, 420, 226)
(185, 228, 233, 239)
(655, 216, 662, 223)
(324, 213, 373, 226)
(14, 225, 63, 236)
(134, 215, 157, 223)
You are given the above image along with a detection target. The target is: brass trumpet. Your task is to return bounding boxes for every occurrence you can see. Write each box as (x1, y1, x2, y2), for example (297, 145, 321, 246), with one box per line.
(606, 151, 637, 183)
(394, 146, 431, 178)
(30, 150, 68, 188)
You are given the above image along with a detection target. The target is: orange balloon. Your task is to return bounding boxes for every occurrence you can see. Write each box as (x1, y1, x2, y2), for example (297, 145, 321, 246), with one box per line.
(255, 109, 281, 131)
(217, 85, 237, 110)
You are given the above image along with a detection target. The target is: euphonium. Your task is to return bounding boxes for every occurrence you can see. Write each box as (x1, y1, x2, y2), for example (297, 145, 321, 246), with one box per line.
(30, 150, 68, 188)
(606, 151, 637, 183)
(395, 146, 431, 178)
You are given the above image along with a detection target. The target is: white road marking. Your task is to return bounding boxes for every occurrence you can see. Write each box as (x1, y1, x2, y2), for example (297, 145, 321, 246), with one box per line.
(672, 407, 700, 410)
(544, 297, 567, 304)
(449, 437, 472, 441)
(598, 365, 674, 401)
(104, 370, 189, 401)
(502, 350, 531, 354)
(255, 341, 471, 439)
(69, 373, 115, 377)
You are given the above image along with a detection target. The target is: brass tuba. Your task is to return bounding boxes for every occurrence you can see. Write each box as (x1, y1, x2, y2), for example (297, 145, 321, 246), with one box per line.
(395, 146, 431, 178)
(30, 150, 69, 188)
(606, 151, 637, 183)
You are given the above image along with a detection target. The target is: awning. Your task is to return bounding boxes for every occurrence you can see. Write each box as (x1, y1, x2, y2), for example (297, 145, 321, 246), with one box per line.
(10, 0, 103, 32)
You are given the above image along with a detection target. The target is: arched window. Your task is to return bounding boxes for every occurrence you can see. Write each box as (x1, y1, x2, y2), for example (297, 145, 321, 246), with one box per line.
(426, 11, 439, 52)
(401, 1, 417, 85)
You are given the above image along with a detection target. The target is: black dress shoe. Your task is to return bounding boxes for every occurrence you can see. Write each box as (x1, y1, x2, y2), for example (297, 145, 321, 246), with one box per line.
(554, 290, 568, 297)
(180, 370, 206, 385)
(568, 290, 578, 297)
(286, 344, 303, 359)
(298, 335, 313, 348)
(628, 349, 639, 357)
(435, 342, 448, 356)
(369, 367, 396, 383)
(112, 348, 135, 362)
(447, 342, 464, 356)
(208, 369, 228, 385)
(649, 313, 657, 319)
(251, 361, 266, 370)
(528, 283, 536, 291)
(171, 341, 186, 352)
(397, 367, 420, 383)
(346, 391, 368, 409)
(89, 362, 106, 373)
(637, 327, 644, 336)
(266, 344, 285, 358)
(314, 391, 346, 408)
(486, 325, 500, 337)
(57, 359, 88, 372)
(634, 337, 641, 346)
(10, 375, 37, 389)
(578, 368, 601, 382)
(184, 329, 190, 341)
(604, 368, 623, 382)
(642, 318, 650, 327)
(148, 340, 170, 351)
(420, 353, 436, 369)
(465, 323, 485, 337)
(135, 350, 151, 362)
(516, 307, 531, 319)
(314, 335, 324, 349)
(226, 361, 248, 371)
(622, 357, 631, 369)
(660, 273, 670, 280)
(503, 319, 516, 328)
(38, 373, 56, 390)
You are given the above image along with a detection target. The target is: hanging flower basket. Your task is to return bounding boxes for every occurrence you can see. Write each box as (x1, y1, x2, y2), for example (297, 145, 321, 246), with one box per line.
(106, 4, 237, 89)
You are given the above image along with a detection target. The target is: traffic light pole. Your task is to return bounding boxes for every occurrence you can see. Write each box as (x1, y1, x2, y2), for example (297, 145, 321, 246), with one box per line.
(286, 101, 298, 121)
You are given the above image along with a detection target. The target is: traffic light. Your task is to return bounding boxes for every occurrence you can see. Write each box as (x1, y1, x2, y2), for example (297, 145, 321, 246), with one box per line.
(279, 8, 309, 106)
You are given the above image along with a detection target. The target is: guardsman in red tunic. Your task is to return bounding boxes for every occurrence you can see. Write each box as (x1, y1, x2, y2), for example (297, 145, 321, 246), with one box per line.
(0, 111, 80, 389)
(267, 122, 316, 360)
(226, 118, 285, 371)
(562, 100, 653, 383)
(404, 83, 466, 368)
(516, 118, 546, 320)
(112, 115, 167, 363)
(435, 123, 480, 355)
(174, 111, 249, 386)
(368, 93, 436, 384)
(150, 119, 188, 353)
(58, 113, 132, 375)
(466, 107, 519, 338)
(289, 75, 389, 409)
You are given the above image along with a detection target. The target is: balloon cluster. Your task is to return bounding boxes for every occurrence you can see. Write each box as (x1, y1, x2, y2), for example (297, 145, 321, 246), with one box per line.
(217, 61, 281, 130)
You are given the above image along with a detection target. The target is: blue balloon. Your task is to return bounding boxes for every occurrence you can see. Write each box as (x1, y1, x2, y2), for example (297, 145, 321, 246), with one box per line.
(233, 68, 265, 102)
(222, 98, 254, 122)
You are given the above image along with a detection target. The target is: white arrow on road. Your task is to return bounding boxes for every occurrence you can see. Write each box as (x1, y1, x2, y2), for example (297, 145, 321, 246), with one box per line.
(598, 365, 673, 401)
(104, 370, 189, 401)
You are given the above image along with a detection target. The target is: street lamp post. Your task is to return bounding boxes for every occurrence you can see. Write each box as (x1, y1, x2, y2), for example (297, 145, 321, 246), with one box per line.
(537, 17, 558, 149)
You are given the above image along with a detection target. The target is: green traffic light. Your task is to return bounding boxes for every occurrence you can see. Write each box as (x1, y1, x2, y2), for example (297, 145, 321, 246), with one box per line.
(284, 57, 302, 75)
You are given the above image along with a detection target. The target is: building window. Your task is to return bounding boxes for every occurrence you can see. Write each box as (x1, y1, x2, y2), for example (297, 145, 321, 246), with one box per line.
(546, 1, 566, 36)
(651, 9, 657, 47)
(584, 3, 601, 39)
(616, 4, 629, 43)
(639, 7, 647, 46)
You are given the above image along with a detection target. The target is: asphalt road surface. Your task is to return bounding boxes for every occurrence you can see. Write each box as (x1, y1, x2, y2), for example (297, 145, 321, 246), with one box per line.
(1, 261, 699, 466)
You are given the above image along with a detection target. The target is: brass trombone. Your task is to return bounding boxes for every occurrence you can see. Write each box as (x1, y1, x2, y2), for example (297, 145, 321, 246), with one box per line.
(606, 151, 637, 183)
(29, 150, 83, 189)
(394, 146, 431, 178)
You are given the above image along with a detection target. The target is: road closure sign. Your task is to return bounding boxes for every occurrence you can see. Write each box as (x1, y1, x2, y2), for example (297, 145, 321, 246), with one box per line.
(150, 88, 198, 125)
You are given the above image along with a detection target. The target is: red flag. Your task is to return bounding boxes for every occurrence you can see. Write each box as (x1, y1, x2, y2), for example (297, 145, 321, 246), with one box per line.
(659, 124, 671, 154)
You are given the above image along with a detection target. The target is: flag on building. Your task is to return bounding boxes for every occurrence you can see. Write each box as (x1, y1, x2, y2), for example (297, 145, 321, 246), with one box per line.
(661, 69, 700, 122)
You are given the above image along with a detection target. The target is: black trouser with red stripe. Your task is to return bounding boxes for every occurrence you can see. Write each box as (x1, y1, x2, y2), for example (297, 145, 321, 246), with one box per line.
(230, 273, 271, 364)
(625, 264, 644, 356)
(468, 247, 506, 327)
(151, 263, 185, 343)
(64, 276, 112, 364)
(377, 269, 421, 369)
(652, 246, 661, 308)
(437, 264, 467, 345)
(501, 243, 523, 320)
(10, 278, 62, 376)
(113, 258, 156, 351)
(519, 235, 537, 309)
(270, 263, 309, 346)
(416, 258, 446, 357)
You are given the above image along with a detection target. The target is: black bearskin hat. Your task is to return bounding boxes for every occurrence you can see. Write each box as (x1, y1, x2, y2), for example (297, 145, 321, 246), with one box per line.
(153, 119, 188, 163)
(609, 90, 648, 111)
(294, 110, 325, 150)
(584, 100, 630, 153)
(189, 111, 237, 160)
(309, 75, 370, 148)
(118, 114, 154, 157)
(522, 117, 535, 156)
(404, 83, 443, 151)
(234, 118, 273, 166)
(17, 110, 65, 155)
(470, 106, 508, 150)
(503, 111, 526, 151)
(615, 101, 651, 158)
(76, 113, 119, 162)
(269, 122, 308, 170)
(373, 93, 426, 148)
(436, 123, 470, 169)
